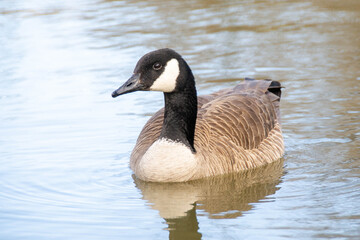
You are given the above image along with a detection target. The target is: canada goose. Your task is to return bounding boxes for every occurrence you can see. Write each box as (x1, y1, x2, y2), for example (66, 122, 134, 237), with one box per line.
(112, 48, 284, 182)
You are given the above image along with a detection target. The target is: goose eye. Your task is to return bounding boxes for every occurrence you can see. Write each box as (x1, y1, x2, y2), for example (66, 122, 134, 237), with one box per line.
(152, 62, 162, 71)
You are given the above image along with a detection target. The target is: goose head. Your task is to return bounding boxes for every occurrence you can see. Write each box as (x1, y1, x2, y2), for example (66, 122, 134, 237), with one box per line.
(112, 48, 194, 98)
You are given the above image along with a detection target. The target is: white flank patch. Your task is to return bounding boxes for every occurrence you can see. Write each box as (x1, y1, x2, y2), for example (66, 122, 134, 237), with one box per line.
(150, 58, 179, 92)
(135, 138, 198, 182)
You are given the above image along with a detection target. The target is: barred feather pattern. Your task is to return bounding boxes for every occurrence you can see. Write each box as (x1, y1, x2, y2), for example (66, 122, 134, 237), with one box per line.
(130, 79, 284, 181)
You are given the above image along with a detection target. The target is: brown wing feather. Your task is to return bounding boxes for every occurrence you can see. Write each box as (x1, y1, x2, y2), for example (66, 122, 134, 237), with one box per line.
(192, 80, 283, 177)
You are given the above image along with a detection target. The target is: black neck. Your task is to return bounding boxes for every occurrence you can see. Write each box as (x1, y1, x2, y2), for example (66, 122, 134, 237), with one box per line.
(159, 73, 197, 152)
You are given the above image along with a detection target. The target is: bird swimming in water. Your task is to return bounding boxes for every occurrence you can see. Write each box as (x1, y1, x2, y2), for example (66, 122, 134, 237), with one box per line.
(112, 48, 284, 182)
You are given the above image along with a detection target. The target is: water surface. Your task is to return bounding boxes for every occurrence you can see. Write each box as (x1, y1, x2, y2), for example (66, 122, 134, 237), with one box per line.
(1, 0, 359, 239)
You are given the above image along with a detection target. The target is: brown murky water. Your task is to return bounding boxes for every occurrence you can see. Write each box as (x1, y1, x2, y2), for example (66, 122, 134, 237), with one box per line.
(1, 0, 359, 239)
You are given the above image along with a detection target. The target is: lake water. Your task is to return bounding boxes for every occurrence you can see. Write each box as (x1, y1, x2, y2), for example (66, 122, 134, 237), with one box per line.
(1, 0, 359, 239)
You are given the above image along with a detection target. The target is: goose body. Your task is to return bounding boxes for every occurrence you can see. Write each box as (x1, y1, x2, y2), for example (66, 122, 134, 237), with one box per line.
(112, 48, 284, 182)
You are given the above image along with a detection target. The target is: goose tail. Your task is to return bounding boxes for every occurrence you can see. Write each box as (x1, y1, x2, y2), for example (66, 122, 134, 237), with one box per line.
(266, 79, 282, 99)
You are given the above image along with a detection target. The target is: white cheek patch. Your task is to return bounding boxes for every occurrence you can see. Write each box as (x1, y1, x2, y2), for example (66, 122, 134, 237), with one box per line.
(150, 58, 179, 92)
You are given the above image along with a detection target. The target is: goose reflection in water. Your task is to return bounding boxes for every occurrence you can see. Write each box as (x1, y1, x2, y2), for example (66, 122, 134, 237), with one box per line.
(134, 159, 284, 239)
